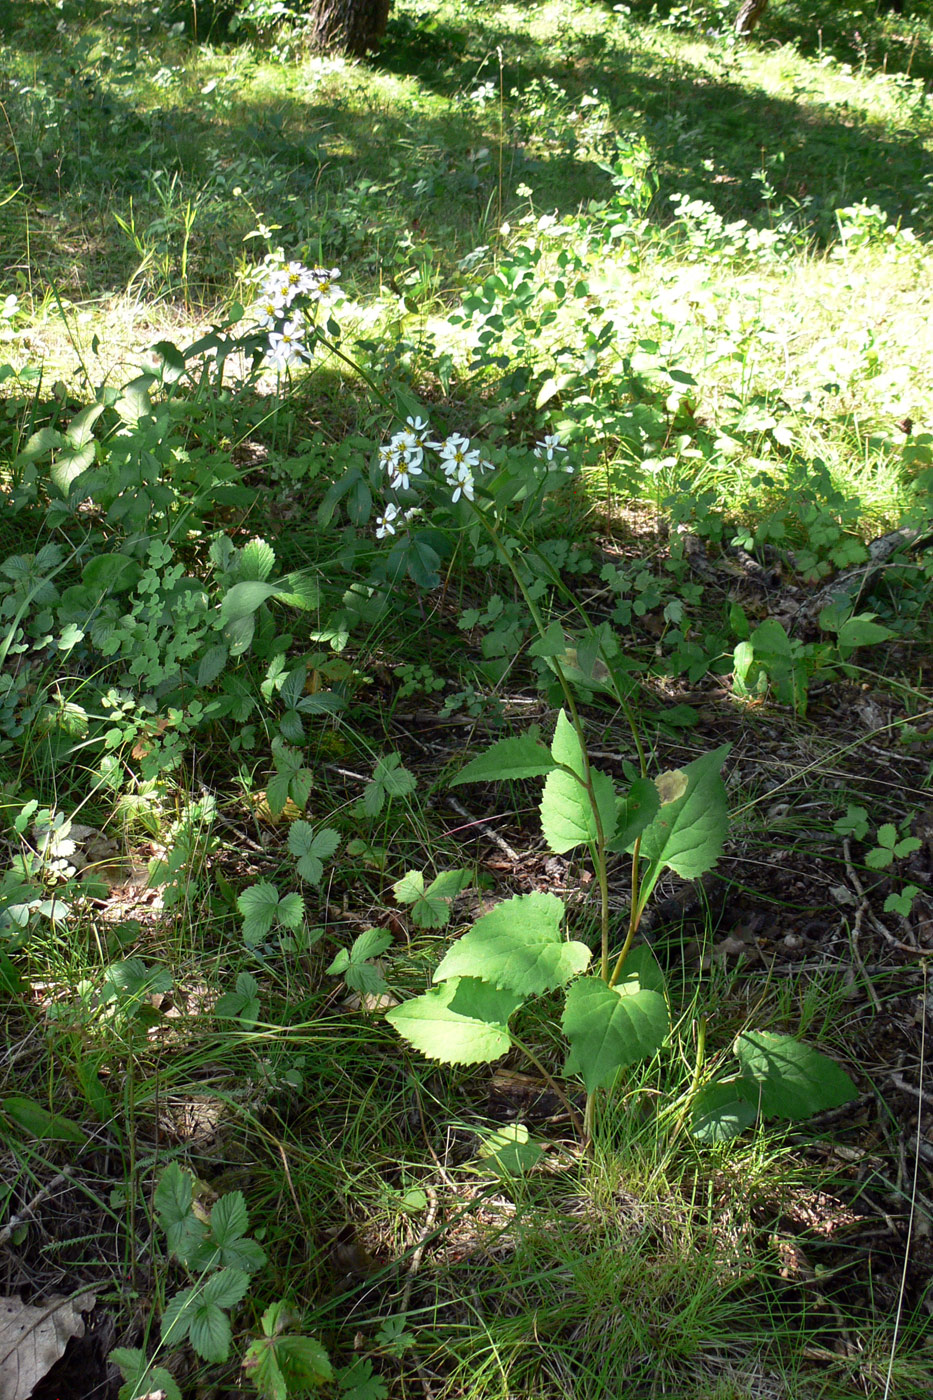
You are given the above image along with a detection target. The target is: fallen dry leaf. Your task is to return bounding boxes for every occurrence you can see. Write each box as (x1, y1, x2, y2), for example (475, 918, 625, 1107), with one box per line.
(0, 1291, 96, 1400)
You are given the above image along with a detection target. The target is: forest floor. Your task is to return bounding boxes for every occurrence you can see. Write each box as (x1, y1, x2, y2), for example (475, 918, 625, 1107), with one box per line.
(1, 1, 933, 1397)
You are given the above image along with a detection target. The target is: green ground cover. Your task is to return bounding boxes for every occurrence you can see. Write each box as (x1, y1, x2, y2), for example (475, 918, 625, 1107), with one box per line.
(1, 1, 932, 1396)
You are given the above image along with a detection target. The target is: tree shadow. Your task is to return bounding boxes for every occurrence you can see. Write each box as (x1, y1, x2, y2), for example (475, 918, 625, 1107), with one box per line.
(0, 0, 931, 309)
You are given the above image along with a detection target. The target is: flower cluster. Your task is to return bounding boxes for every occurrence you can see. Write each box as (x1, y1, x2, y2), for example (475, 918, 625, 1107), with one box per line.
(373, 416, 571, 538)
(250, 257, 340, 372)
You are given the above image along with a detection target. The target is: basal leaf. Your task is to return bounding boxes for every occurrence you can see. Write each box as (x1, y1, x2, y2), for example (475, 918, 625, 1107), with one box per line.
(638, 744, 730, 881)
(562, 976, 669, 1093)
(220, 580, 279, 624)
(434, 891, 590, 996)
(690, 1078, 759, 1143)
(2, 1095, 87, 1143)
(733, 1032, 857, 1122)
(451, 733, 556, 786)
(386, 977, 522, 1066)
(478, 1123, 544, 1178)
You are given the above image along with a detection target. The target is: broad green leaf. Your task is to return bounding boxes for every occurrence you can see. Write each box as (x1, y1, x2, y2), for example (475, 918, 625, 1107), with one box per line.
(276, 1334, 333, 1385)
(225, 613, 255, 657)
(52, 441, 95, 493)
(386, 977, 522, 1066)
(237, 882, 280, 942)
(434, 891, 590, 996)
(82, 552, 136, 592)
(562, 977, 669, 1093)
(210, 1192, 247, 1247)
(2, 1095, 87, 1143)
(275, 569, 321, 611)
(478, 1123, 544, 1178)
(154, 1162, 193, 1228)
(392, 868, 469, 928)
(351, 928, 393, 962)
(197, 645, 228, 688)
(450, 733, 556, 786)
(614, 943, 667, 998)
(65, 401, 105, 447)
(188, 1304, 232, 1364)
(201, 1267, 252, 1311)
(734, 1032, 857, 1121)
(111, 1347, 182, 1400)
(277, 892, 304, 929)
(220, 580, 279, 624)
(239, 537, 276, 582)
(527, 620, 568, 657)
(540, 709, 617, 854)
(607, 777, 660, 854)
(690, 1078, 759, 1143)
(638, 744, 730, 881)
(289, 820, 340, 884)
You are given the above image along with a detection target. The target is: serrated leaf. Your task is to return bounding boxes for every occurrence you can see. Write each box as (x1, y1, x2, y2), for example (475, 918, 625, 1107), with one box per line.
(239, 538, 276, 582)
(733, 1032, 857, 1122)
(386, 977, 522, 1065)
(451, 733, 556, 786)
(690, 1078, 760, 1143)
(392, 868, 469, 929)
(154, 1163, 193, 1227)
(237, 882, 279, 942)
(166, 1212, 208, 1265)
(639, 744, 730, 881)
(607, 777, 660, 853)
(289, 822, 340, 885)
(277, 892, 304, 929)
(276, 1333, 333, 1385)
(201, 1267, 252, 1311)
(435, 891, 589, 996)
(541, 710, 617, 854)
(111, 1347, 182, 1400)
(351, 928, 393, 962)
(562, 977, 669, 1093)
(188, 1304, 232, 1364)
(210, 1192, 248, 1247)
(375, 753, 417, 799)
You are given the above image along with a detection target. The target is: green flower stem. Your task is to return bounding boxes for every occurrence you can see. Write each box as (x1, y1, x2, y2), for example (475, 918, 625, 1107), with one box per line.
(467, 504, 612, 981)
(608, 836, 643, 988)
(509, 1033, 583, 1135)
(314, 328, 395, 414)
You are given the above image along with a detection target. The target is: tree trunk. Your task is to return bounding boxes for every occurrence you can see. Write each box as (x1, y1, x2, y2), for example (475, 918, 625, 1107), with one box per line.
(310, 0, 391, 55)
(734, 0, 769, 36)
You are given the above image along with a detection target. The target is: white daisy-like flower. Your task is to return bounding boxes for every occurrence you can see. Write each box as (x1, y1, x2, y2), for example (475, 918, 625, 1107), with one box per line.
(534, 432, 567, 462)
(405, 415, 441, 453)
(440, 434, 481, 474)
(305, 266, 341, 300)
(450, 463, 475, 503)
(375, 503, 400, 539)
(389, 429, 424, 468)
(266, 318, 310, 369)
(388, 457, 423, 492)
